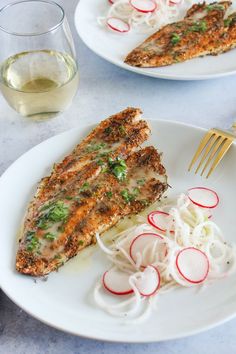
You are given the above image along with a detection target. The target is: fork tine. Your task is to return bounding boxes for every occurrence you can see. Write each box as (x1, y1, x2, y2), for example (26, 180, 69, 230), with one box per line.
(200, 136, 225, 176)
(188, 131, 214, 171)
(206, 138, 234, 178)
(195, 134, 219, 174)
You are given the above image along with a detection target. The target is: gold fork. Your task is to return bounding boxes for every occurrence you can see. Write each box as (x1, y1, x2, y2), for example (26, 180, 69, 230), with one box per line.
(188, 122, 236, 178)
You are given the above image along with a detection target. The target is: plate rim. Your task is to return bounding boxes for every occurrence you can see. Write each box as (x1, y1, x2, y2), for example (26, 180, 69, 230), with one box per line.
(1, 118, 236, 342)
(74, 0, 236, 81)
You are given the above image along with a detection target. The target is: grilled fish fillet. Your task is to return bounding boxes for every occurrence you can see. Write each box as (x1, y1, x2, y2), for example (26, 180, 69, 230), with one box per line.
(24, 108, 150, 239)
(16, 109, 168, 276)
(36, 107, 149, 201)
(125, 1, 231, 67)
(16, 147, 168, 276)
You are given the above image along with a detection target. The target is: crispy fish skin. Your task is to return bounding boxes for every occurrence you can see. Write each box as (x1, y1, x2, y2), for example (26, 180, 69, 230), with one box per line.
(16, 147, 168, 276)
(124, 2, 231, 67)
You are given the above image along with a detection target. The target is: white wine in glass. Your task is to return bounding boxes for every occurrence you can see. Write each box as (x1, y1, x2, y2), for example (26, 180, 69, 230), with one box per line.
(0, 1, 79, 120)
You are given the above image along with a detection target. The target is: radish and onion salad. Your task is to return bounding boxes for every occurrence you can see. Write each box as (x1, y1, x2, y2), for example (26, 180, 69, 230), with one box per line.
(97, 0, 190, 34)
(94, 187, 236, 322)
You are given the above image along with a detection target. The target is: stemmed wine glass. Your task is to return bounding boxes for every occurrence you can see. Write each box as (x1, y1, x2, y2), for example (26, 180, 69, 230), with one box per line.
(0, 0, 79, 119)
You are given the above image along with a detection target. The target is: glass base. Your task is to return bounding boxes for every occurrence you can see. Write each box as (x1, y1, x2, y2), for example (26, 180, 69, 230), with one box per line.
(24, 111, 60, 121)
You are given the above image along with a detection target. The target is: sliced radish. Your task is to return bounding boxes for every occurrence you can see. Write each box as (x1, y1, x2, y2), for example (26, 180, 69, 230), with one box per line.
(148, 211, 174, 233)
(135, 266, 161, 296)
(103, 268, 133, 295)
(106, 17, 130, 33)
(130, 232, 165, 267)
(176, 247, 209, 284)
(108, 0, 120, 4)
(169, 0, 182, 5)
(205, 209, 212, 219)
(187, 187, 219, 209)
(130, 0, 157, 13)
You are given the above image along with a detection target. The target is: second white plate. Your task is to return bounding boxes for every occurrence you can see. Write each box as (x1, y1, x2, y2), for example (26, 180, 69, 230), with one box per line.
(75, 0, 236, 80)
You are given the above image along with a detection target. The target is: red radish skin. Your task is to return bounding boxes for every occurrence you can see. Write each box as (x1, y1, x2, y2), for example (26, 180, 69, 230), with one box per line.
(176, 247, 209, 284)
(169, 0, 182, 5)
(130, 233, 165, 267)
(107, 17, 130, 33)
(135, 266, 161, 297)
(130, 0, 157, 13)
(206, 209, 212, 219)
(148, 211, 174, 233)
(187, 187, 219, 209)
(103, 269, 133, 295)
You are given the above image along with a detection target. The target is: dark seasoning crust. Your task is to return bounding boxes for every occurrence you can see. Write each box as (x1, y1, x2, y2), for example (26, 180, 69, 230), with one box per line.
(16, 108, 168, 277)
(125, 1, 236, 67)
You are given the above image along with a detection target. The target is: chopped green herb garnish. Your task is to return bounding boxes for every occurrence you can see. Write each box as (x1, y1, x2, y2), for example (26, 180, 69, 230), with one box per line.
(206, 4, 224, 11)
(101, 166, 108, 173)
(26, 235, 40, 252)
(189, 21, 207, 33)
(78, 240, 84, 246)
(26, 230, 36, 241)
(85, 142, 107, 153)
(104, 127, 112, 135)
(37, 219, 52, 230)
(44, 232, 57, 241)
(97, 159, 105, 166)
(65, 196, 73, 200)
(132, 187, 140, 196)
(46, 201, 69, 222)
(224, 18, 232, 27)
(121, 189, 133, 203)
(108, 157, 127, 181)
(106, 191, 113, 198)
(54, 254, 62, 260)
(170, 33, 180, 45)
(37, 201, 69, 229)
(137, 178, 145, 186)
(120, 187, 139, 203)
(119, 125, 126, 135)
(79, 182, 90, 193)
(40, 201, 54, 212)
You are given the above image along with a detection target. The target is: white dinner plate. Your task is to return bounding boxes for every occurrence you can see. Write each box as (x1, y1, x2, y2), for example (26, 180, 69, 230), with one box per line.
(74, 0, 236, 80)
(0, 119, 236, 342)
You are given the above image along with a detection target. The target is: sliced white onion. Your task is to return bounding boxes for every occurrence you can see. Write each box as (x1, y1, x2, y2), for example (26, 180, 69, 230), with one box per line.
(135, 266, 160, 296)
(93, 191, 236, 322)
